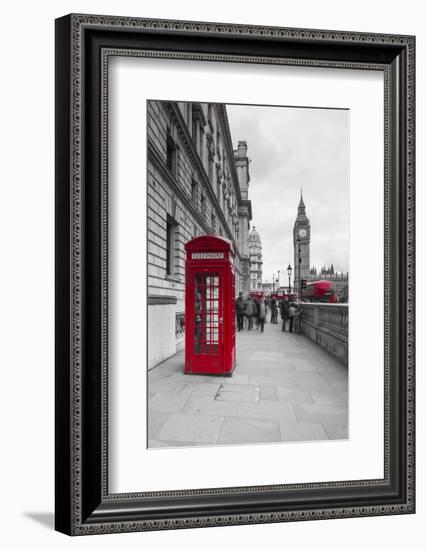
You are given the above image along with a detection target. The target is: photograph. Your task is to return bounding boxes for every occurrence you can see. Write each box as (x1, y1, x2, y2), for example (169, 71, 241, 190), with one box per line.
(53, 10, 415, 536)
(147, 100, 349, 448)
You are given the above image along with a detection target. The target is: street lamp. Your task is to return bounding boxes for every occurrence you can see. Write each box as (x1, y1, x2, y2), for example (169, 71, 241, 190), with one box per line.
(287, 264, 292, 293)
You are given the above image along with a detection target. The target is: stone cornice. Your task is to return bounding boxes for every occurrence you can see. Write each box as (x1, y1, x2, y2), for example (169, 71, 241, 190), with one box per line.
(216, 104, 243, 203)
(192, 103, 207, 126)
(166, 102, 239, 245)
(148, 137, 242, 261)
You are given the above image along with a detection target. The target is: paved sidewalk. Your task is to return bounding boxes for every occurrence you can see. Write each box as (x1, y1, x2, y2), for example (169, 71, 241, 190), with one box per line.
(148, 317, 348, 448)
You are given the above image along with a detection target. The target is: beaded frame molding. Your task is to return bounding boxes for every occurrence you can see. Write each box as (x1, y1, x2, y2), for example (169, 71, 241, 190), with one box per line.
(55, 14, 415, 535)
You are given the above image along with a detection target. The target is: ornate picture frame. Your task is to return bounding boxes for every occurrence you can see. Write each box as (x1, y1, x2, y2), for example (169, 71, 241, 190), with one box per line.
(55, 14, 415, 535)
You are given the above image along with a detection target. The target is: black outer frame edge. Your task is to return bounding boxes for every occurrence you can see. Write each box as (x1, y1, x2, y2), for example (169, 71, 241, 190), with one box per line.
(390, 47, 409, 506)
(55, 15, 72, 536)
(54, 14, 414, 533)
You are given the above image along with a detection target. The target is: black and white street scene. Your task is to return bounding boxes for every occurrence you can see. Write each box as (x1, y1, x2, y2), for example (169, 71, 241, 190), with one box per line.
(147, 100, 349, 449)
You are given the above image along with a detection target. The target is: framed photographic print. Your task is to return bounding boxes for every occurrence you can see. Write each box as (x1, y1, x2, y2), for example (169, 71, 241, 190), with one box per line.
(55, 14, 415, 535)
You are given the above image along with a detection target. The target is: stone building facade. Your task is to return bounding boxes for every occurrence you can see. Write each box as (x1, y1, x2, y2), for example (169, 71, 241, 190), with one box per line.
(249, 226, 263, 291)
(147, 101, 252, 369)
(293, 193, 311, 295)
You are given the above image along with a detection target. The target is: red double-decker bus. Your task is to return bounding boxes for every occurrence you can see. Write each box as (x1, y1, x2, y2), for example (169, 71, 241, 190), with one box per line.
(301, 280, 338, 303)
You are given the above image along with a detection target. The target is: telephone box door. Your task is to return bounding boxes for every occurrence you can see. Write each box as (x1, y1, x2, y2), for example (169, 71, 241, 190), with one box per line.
(189, 269, 224, 373)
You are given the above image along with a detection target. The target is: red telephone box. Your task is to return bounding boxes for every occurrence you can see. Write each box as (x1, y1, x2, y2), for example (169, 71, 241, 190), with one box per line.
(184, 235, 236, 375)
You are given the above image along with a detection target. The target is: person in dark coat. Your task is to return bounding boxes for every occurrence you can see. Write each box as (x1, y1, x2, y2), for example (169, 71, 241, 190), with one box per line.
(280, 297, 290, 332)
(270, 298, 278, 324)
(254, 298, 261, 329)
(236, 292, 246, 332)
(258, 297, 266, 332)
(288, 302, 297, 333)
(244, 297, 256, 330)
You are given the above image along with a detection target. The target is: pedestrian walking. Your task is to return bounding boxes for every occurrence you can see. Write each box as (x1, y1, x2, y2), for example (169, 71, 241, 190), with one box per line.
(270, 298, 278, 324)
(258, 297, 266, 332)
(244, 296, 256, 330)
(254, 298, 261, 329)
(236, 292, 246, 332)
(288, 302, 298, 333)
(280, 297, 290, 332)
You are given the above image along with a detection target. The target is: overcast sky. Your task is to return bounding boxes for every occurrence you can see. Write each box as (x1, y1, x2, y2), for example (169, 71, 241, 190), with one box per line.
(226, 104, 349, 284)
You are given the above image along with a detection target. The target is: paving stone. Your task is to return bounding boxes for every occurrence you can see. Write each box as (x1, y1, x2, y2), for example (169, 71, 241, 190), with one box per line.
(237, 400, 297, 421)
(234, 365, 267, 376)
(148, 439, 198, 448)
(168, 373, 226, 384)
(147, 410, 171, 439)
(184, 395, 238, 416)
(155, 413, 224, 444)
(278, 420, 329, 442)
(259, 385, 278, 401)
(323, 424, 349, 440)
(250, 353, 286, 360)
(329, 381, 349, 399)
(294, 377, 335, 393)
(149, 378, 187, 394)
(248, 375, 298, 389)
(147, 318, 348, 447)
(293, 362, 319, 372)
(223, 374, 250, 385)
(215, 384, 260, 403)
(149, 392, 191, 413)
(319, 365, 349, 381)
(268, 365, 296, 376)
(311, 392, 346, 407)
(218, 416, 281, 444)
(293, 402, 348, 426)
(181, 382, 222, 396)
(276, 387, 314, 404)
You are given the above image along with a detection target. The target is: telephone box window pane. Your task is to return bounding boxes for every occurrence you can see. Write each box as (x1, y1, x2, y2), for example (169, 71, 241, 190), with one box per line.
(194, 272, 219, 354)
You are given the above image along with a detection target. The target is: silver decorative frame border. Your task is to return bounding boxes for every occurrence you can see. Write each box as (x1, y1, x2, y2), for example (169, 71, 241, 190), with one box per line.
(66, 14, 415, 535)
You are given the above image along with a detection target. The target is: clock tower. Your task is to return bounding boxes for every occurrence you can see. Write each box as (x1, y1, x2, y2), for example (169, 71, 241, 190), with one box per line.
(293, 192, 311, 295)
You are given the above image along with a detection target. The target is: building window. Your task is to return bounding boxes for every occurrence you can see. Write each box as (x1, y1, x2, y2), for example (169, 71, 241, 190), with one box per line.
(199, 127, 204, 161)
(166, 133, 177, 176)
(191, 178, 198, 206)
(166, 215, 178, 276)
(185, 103, 191, 128)
(192, 115, 197, 144)
(216, 125, 222, 160)
(211, 213, 216, 234)
(201, 193, 206, 220)
(208, 152, 214, 184)
(207, 104, 213, 130)
(216, 175, 221, 206)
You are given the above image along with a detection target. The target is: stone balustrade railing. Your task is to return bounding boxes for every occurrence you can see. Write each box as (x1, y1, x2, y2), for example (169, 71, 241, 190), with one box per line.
(299, 303, 348, 366)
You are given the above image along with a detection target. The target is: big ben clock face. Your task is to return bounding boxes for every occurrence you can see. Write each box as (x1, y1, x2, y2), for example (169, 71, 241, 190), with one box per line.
(298, 228, 307, 238)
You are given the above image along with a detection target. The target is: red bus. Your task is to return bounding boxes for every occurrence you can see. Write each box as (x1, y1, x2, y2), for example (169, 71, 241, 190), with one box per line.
(302, 280, 338, 303)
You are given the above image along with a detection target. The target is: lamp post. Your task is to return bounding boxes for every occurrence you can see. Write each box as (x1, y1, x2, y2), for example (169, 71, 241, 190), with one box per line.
(287, 264, 292, 293)
(277, 269, 280, 291)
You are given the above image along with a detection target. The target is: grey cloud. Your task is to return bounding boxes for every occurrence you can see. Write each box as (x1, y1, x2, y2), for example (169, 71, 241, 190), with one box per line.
(227, 104, 349, 281)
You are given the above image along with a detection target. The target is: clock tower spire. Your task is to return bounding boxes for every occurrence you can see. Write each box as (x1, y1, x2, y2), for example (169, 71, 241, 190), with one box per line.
(293, 191, 311, 295)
